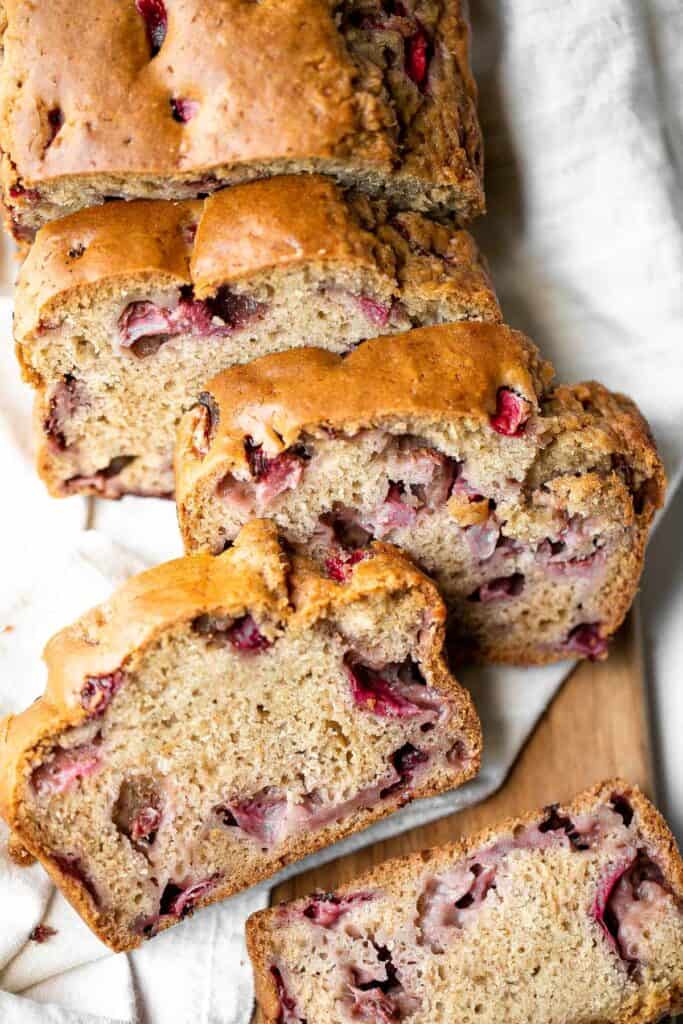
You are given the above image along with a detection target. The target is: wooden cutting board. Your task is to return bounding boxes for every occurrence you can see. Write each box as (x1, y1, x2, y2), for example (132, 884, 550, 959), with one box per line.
(272, 609, 653, 902)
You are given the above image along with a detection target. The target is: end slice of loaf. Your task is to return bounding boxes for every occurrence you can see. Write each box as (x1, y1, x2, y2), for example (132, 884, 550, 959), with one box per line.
(247, 779, 683, 1024)
(175, 323, 665, 665)
(15, 176, 499, 499)
(0, 521, 481, 952)
(0, 0, 483, 240)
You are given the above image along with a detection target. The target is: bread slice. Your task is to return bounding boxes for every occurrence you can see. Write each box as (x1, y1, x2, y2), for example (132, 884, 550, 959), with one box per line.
(175, 323, 665, 665)
(0, 0, 483, 241)
(0, 521, 481, 953)
(247, 779, 683, 1024)
(15, 176, 499, 499)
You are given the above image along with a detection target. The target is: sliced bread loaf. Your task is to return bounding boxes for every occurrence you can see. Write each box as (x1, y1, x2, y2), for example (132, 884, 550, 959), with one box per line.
(247, 779, 683, 1024)
(0, 521, 481, 952)
(175, 323, 665, 664)
(16, 176, 499, 498)
(0, 0, 483, 240)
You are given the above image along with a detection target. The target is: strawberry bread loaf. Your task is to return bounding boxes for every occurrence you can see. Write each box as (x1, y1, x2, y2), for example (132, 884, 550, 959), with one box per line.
(0, 0, 484, 241)
(247, 780, 683, 1024)
(15, 176, 499, 499)
(0, 521, 481, 952)
(175, 323, 665, 664)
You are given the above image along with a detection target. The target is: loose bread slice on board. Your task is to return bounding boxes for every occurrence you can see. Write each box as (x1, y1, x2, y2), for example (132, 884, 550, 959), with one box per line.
(0, 521, 481, 952)
(16, 176, 499, 498)
(0, 0, 483, 240)
(247, 779, 683, 1024)
(175, 323, 665, 665)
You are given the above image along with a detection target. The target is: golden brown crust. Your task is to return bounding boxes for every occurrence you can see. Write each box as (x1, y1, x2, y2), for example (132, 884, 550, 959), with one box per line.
(544, 381, 666, 505)
(0, 0, 360, 176)
(6, 831, 35, 866)
(14, 176, 500, 368)
(247, 779, 683, 1024)
(0, 520, 481, 951)
(15, 199, 199, 348)
(190, 177, 389, 298)
(175, 324, 664, 665)
(175, 322, 551, 505)
(0, 0, 485, 228)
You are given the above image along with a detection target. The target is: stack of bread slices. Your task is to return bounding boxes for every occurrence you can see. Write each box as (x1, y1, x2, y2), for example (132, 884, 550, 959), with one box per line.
(0, 3, 680, 1021)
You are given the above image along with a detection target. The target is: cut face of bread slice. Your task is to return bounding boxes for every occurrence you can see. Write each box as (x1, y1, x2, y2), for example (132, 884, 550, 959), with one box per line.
(15, 176, 500, 499)
(0, 521, 481, 953)
(175, 323, 665, 665)
(247, 780, 683, 1024)
(0, 0, 483, 241)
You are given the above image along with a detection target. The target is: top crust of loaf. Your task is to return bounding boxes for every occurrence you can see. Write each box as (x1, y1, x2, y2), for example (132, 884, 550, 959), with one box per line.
(0, 520, 480, 853)
(14, 176, 500, 345)
(0, 0, 362, 173)
(176, 323, 554, 498)
(175, 324, 665, 543)
(246, 778, 683, 1024)
(0, 0, 484, 218)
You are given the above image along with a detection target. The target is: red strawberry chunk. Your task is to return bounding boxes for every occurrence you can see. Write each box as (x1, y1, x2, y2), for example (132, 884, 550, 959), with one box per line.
(373, 482, 417, 536)
(464, 519, 501, 561)
(302, 891, 373, 927)
(592, 857, 636, 956)
(380, 743, 429, 798)
(346, 659, 439, 720)
(44, 376, 82, 452)
(160, 874, 221, 920)
(192, 612, 271, 652)
(490, 387, 532, 436)
(130, 806, 162, 844)
(469, 573, 524, 603)
(257, 453, 305, 504)
(450, 462, 486, 502)
(228, 614, 272, 652)
(244, 436, 270, 479)
(118, 290, 265, 355)
(32, 745, 101, 797)
(593, 852, 670, 966)
(406, 27, 428, 86)
(270, 967, 302, 1024)
(347, 943, 420, 1022)
(347, 665, 421, 718)
(358, 295, 391, 327)
(325, 549, 368, 582)
(170, 97, 199, 123)
(80, 669, 125, 717)
(244, 438, 307, 503)
(546, 551, 605, 578)
(205, 286, 267, 329)
(135, 0, 167, 56)
(119, 301, 170, 347)
(9, 184, 41, 202)
(564, 623, 609, 660)
(219, 788, 288, 845)
(392, 743, 428, 777)
(347, 987, 402, 1024)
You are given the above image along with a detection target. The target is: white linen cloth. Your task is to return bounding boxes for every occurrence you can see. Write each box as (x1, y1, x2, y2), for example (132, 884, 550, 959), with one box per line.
(0, 0, 681, 1020)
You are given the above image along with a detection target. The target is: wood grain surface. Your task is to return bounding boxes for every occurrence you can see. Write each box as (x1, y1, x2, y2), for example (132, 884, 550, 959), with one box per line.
(272, 609, 653, 902)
